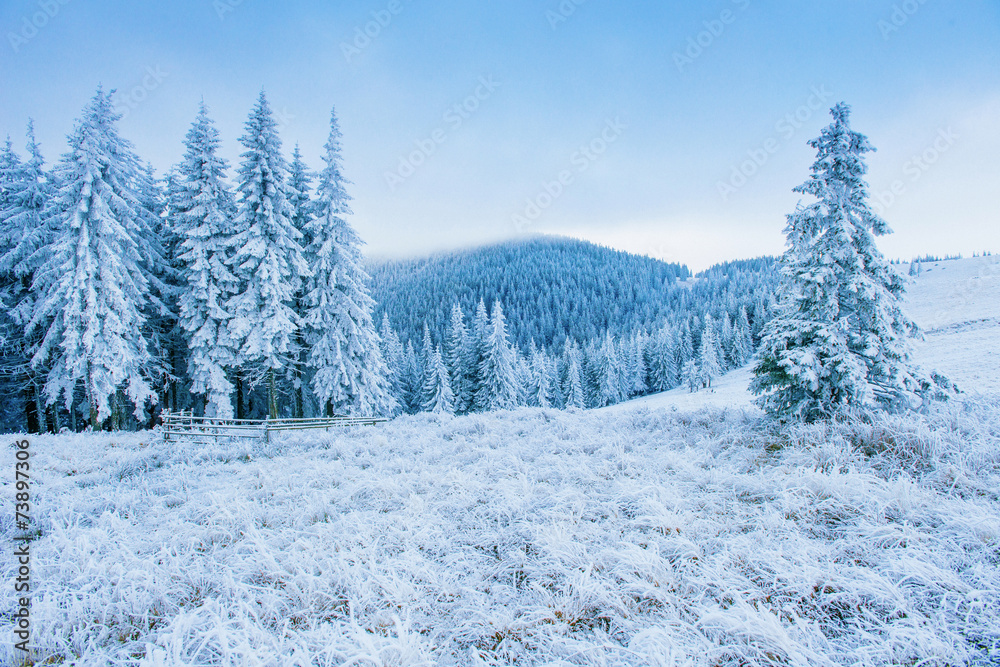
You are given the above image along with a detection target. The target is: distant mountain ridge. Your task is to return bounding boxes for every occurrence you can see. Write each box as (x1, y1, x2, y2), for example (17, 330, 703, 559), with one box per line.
(367, 235, 778, 352)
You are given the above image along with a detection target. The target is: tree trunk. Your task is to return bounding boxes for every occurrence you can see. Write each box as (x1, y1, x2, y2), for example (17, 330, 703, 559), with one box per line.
(235, 372, 245, 420)
(268, 369, 277, 420)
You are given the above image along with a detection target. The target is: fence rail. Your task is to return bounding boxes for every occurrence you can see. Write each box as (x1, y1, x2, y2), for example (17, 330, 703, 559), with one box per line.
(162, 411, 388, 444)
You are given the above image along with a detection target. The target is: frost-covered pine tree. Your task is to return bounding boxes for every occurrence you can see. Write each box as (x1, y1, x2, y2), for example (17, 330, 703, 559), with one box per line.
(564, 343, 586, 409)
(227, 92, 309, 419)
(467, 298, 490, 407)
(699, 314, 723, 388)
(751, 102, 942, 421)
(29, 89, 160, 428)
(647, 323, 678, 392)
(378, 313, 404, 412)
(303, 107, 395, 417)
(683, 359, 700, 393)
(527, 341, 552, 408)
(476, 300, 520, 411)
(730, 306, 754, 368)
(444, 303, 473, 413)
(173, 103, 240, 418)
(594, 332, 624, 407)
(422, 344, 455, 414)
(286, 144, 313, 417)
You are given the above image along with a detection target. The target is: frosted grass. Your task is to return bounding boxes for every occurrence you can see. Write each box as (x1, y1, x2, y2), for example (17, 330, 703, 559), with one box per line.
(1, 397, 998, 665)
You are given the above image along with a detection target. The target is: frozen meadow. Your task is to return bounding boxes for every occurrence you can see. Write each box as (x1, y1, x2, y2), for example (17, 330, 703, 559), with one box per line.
(1, 256, 998, 666)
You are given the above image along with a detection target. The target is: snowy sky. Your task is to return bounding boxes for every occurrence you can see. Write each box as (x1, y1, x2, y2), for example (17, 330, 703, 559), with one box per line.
(1, 0, 998, 271)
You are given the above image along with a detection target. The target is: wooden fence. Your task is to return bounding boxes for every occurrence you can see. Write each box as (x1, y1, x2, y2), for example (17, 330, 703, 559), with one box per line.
(162, 411, 388, 444)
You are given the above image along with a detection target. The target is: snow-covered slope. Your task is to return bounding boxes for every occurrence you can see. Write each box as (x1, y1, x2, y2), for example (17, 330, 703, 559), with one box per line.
(612, 255, 1000, 414)
(904, 255, 1000, 395)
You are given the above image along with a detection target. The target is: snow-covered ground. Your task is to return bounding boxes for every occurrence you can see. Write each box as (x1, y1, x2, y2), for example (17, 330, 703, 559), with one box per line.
(1, 256, 998, 667)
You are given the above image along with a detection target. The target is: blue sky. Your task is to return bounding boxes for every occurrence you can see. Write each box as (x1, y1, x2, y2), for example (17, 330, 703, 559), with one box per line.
(1, 0, 998, 270)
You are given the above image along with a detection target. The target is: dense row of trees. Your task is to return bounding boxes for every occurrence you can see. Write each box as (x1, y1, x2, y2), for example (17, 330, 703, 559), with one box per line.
(377, 294, 761, 415)
(0, 88, 394, 432)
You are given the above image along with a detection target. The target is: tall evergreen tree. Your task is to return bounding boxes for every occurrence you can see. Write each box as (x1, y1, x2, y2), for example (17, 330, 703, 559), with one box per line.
(444, 303, 473, 413)
(476, 300, 520, 411)
(594, 332, 624, 407)
(174, 103, 240, 418)
(699, 314, 723, 388)
(29, 88, 161, 428)
(286, 144, 313, 417)
(227, 91, 309, 419)
(564, 343, 586, 409)
(303, 108, 395, 417)
(730, 306, 754, 368)
(422, 344, 455, 414)
(0, 123, 56, 432)
(751, 103, 944, 421)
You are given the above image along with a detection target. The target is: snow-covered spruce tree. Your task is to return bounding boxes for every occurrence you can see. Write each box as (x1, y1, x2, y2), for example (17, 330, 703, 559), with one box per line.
(527, 341, 552, 408)
(286, 144, 313, 417)
(378, 313, 404, 412)
(0, 123, 56, 432)
(683, 359, 700, 393)
(445, 303, 473, 413)
(476, 300, 520, 411)
(751, 102, 944, 421)
(466, 298, 490, 409)
(422, 345, 455, 414)
(564, 343, 586, 409)
(594, 332, 624, 407)
(303, 107, 395, 417)
(730, 305, 754, 367)
(699, 314, 723, 388)
(29, 88, 162, 428)
(174, 103, 240, 418)
(647, 323, 678, 392)
(227, 92, 309, 420)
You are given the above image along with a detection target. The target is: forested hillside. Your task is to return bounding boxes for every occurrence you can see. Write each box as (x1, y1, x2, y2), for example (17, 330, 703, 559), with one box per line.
(369, 236, 777, 350)
(369, 237, 781, 414)
(369, 236, 691, 350)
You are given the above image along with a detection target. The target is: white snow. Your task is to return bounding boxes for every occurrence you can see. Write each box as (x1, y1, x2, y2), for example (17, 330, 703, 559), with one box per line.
(1, 256, 998, 666)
